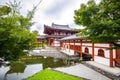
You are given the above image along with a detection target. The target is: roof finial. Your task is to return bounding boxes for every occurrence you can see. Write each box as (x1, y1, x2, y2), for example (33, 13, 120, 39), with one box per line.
(52, 22, 54, 26)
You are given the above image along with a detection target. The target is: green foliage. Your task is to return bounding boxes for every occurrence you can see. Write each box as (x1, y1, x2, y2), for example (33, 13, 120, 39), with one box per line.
(8, 61, 26, 73)
(27, 69, 83, 80)
(0, 1, 38, 60)
(44, 40, 48, 46)
(74, 0, 120, 48)
(0, 6, 11, 16)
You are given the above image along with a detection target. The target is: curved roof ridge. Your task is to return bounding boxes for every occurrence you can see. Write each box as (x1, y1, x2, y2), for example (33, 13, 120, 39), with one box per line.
(52, 23, 70, 30)
(52, 23, 69, 28)
(59, 33, 83, 40)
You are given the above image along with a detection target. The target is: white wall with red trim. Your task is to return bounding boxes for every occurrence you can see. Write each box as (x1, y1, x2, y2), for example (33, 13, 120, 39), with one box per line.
(61, 41, 116, 67)
(53, 40, 60, 46)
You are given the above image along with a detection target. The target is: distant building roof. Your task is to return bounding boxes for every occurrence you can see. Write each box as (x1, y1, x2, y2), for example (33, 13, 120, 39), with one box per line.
(37, 35, 46, 39)
(44, 23, 78, 34)
(51, 23, 71, 30)
(59, 34, 83, 40)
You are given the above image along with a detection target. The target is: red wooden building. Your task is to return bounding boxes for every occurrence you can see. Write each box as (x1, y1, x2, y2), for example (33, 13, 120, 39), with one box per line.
(36, 35, 45, 48)
(59, 34, 120, 67)
(44, 23, 78, 47)
(43, 23, 120, 67)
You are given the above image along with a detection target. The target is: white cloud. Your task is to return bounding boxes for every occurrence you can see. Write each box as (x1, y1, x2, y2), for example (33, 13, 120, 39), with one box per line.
(0, 0, 100, 35)
(32, 0, 89, 35)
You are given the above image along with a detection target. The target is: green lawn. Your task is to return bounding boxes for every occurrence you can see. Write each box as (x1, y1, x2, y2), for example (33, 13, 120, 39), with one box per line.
(26, 69, 83, 80)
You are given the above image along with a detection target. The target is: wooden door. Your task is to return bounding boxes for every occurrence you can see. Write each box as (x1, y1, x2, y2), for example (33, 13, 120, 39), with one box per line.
(116, 49, 120, 59)
(115, 49, 120, 67)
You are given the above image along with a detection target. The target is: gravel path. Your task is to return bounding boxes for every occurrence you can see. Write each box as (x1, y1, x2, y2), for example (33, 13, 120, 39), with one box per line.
(54, 64, 111, 80)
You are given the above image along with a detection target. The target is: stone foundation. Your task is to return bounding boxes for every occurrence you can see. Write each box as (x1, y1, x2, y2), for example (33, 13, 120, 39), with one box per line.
(84, 62, 120, 80)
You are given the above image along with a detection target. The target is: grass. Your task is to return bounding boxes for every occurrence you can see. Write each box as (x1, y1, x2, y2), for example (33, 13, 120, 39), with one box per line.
(26, 69, 83, 80)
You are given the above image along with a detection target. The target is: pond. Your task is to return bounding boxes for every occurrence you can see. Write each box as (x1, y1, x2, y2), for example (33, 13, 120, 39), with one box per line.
(0, 56, 72, 80)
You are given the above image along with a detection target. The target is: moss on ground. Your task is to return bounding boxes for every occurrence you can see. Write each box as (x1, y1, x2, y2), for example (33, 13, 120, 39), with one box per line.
(26, 69, 83, 80)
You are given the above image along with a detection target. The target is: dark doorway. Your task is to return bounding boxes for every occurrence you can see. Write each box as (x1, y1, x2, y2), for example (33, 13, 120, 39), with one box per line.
(82, 54, 92, 61)
(115, 49, 120, 67)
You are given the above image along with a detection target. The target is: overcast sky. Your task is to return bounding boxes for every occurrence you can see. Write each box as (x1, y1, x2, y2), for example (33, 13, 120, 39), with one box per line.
(0, 0, 100, 35)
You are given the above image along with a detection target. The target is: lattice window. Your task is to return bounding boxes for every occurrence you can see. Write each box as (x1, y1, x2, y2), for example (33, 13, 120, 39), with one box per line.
(70, 45, 74, 49)
(85, 47, 89, 53)
(67, 45, 69, 49)
(75, 46, 80, 51)
(98, 49, 105, 57)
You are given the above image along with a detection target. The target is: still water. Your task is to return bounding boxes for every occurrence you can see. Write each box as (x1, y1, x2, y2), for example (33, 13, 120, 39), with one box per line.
(0, 56, 71, 80)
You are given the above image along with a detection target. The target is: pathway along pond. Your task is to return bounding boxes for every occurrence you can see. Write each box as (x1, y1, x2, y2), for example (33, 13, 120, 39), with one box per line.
(0, 56, 73, 80)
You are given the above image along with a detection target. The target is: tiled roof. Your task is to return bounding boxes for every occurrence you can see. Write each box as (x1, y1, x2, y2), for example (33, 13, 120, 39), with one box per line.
(37, 35, 46, 39)
(59, 34, 83, 40)
(51, 23, 72, 30)
(44, 23, 78, 34)
(45, 35, 66, 38)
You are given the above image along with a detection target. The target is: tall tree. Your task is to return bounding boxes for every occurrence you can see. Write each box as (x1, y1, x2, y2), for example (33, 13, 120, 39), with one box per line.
(74, 0, 120, 49)
(0, 0, 41, 60)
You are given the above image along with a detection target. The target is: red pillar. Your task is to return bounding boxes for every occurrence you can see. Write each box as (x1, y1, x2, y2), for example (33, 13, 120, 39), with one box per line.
(43, 40, 44, 47)
(109, 44, 113, 67)
(74, 40, 75, 54)
(69, 40, 70, 52)
(92, 43, 94, 61)
(48, 39, 50, 47)
(63, 41, 65, 50)
(65, 40, 66, 51)
(80, 40, 82, 59)
(63, 41, 64, 50)
(61, 41, 63, 49)
(53, 39, 55, 47)
(60, 41, 62, 47)
(41, 41, 44, 48)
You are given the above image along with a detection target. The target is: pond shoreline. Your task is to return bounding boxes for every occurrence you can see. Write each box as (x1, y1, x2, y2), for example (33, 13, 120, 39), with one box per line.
(0, 51, 74, 80)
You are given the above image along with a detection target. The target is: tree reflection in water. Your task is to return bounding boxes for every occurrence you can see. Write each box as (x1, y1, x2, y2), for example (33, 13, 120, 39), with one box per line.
(1, 56, 74, 80)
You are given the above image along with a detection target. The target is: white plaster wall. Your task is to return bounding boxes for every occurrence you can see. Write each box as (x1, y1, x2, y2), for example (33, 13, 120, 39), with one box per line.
(95, 56, 115, 66)
(94, 43, 109, 47)
(94, 48, 110, 58)
(95, 56, 110, 66)
(61, 43, 74, 55)
(54, 41, 60, 46)
(54, 40, 59, 43)
(117, 42, 120, 44)
(105, 50, 117, 58)
(82, 47, 85, 52)
(63, 49, 66, 52)
(66, 43, 69, 45)
(81, 47, 93, 54)
(82, 43, 92, 46)
(54, 44, 60, 46)
(104, 50, 110, 58)
(75, 43, 80, 45)
(113, 50, 116, 58)
(88, 47, 92, 54)
(69, 43, 74, 45)
(62, 49, 74, 56)
(66, 49, 69, 52)
(94, 48, 98, 55)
